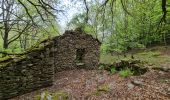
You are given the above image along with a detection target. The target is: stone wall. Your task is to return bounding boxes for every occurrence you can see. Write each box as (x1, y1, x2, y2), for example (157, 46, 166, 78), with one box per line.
(0, 43, 54, 99)
(53, 30, 101, 72)
(0, 30, 101, 99)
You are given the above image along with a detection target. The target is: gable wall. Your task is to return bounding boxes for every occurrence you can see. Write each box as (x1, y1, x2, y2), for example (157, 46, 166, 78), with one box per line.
(54, 32, 100, 72)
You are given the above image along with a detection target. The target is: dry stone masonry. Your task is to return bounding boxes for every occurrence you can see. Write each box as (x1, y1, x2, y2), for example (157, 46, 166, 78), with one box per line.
(0, 29, 101, 99)
(54, 30, 101, 71)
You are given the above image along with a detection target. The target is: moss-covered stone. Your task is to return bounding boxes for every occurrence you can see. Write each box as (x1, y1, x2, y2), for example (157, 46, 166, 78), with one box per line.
(34, 91, 69, 100)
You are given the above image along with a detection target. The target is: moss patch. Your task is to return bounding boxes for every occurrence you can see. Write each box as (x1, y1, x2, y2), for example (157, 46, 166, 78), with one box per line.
(93, 84, 111, 96)
(100, 46, 170, 69)
(34, 91, 69, 100)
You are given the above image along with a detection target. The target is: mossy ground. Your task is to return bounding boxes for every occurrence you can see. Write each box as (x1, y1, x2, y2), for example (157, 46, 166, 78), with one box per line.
(100, 46, 170, 69)
(34, 91, 69, 100)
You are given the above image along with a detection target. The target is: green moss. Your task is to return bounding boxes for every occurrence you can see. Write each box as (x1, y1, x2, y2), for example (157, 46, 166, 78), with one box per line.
(138, 51, 161, 57)
(92, 84, 111, 96)
(0, 62, 11, 68)
(0, 56, 13, 63)
(0, 55, 26, 69)
(0, 36, 54, 69)
(34, 95, 41, 100)
(34, 91, 50, 100)
(100, 47, 170, 69)
(34, 91, 69, 100)
(25, 38, 54, 54)
(52, 91, 69, 100)
(97, 84, 110, 92)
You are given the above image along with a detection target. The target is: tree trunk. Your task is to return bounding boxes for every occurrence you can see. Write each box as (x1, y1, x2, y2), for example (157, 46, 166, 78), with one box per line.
(3, 25, 9, 49)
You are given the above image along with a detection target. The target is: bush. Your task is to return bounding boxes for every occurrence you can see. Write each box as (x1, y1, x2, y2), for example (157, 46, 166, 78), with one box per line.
(119, 68, 134, 77)
(110, 67, 116, 74)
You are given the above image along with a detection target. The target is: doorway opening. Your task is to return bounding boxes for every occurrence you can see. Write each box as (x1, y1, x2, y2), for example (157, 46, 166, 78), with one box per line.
(76, 48, 85, 65)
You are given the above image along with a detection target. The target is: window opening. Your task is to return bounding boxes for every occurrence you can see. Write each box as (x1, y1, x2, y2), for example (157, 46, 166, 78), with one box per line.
(76, 48, 85, 65)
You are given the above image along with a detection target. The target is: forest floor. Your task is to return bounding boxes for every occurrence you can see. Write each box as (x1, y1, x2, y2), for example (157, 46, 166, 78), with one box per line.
(11, 46, 170, 100)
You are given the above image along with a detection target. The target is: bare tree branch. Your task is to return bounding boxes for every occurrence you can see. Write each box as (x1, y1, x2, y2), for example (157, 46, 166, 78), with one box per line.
(17, 0, 35, 24)
(101, 0, 109, 7)
(27, 0, 46, 22)
(83, 0, 89, 23)
(8, 21, 32, 45)
(120, 0, 132, 16)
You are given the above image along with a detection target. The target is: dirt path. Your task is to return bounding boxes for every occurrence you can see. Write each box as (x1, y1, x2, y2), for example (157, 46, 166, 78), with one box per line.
(11, 69, 170, 100)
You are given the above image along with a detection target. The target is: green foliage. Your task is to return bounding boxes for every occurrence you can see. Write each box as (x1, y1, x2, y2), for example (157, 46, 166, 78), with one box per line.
(119, 68, 134, 77)
(0, 0, 60, 55)
(52, 92, 69, 100)
(0, 56, 11, 62)
(68, 0, 170, 54)
(110, 67, 116, 74)
(100, 54, 118, 64)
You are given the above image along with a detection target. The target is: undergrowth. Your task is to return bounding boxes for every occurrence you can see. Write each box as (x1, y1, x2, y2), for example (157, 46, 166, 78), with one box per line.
(119, 68, 134, 77)
(110, 67, 116, 74)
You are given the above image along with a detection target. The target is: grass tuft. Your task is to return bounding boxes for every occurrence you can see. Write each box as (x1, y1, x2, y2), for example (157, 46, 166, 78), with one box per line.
(119, 68, 134, 77)
(110, 67, 116, 74)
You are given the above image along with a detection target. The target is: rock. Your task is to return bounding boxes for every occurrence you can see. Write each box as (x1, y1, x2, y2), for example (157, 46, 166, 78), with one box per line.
(153, 67, 170, 72)
(27, 64, 33, 67)
(163, 67, 170, 72)
(132, 80, 143, 86)
(167, 87, 170, 95)
(155, 87, 159, 90)
(40, 92, 46, 100)
(158, 71, 165, 75)
(167, 88, 170, 96)
(127, 83, 135, 90)
(108, 82, 115, 90)
(97, 84, 111, 92)
(168, 88, 170, 92)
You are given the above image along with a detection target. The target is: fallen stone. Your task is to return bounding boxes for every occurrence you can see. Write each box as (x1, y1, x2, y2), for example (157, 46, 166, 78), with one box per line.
(127, 83, 135, 90)
(167, 88, 170, 96)
(131, 80, 143, 86)
(27, 64, 33, 67)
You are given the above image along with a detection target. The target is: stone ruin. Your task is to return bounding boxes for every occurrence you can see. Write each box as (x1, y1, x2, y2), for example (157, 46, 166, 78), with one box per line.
(0, 29, 101, 99)
(54, 30, 101, 71)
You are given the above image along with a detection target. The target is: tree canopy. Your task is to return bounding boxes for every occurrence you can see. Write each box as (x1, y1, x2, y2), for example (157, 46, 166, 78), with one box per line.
(69, 0, 170, 54)
(0, 0, 169, 56)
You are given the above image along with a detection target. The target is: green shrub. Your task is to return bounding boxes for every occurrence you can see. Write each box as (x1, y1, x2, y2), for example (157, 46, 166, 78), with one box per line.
(110, 67, 116, 74)
(119, 68, 134, 77)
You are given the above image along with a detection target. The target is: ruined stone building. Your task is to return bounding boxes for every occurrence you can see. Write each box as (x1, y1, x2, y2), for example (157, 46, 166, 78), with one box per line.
(0, 29, 101, 99)
(53, 30, 101, 71)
